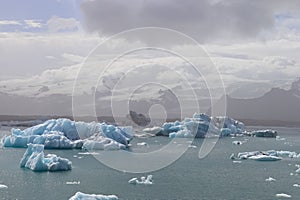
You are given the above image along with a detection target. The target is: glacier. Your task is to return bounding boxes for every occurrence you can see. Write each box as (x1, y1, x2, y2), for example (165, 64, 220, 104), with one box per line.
(69, 192, 118, 200)
(145, 113, 245, 138)
(1, 118, 133, 150)
(20, 144, 72, 171)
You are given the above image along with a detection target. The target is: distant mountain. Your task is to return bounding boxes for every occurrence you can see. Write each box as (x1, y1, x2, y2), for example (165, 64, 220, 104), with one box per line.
(213, 78, 300, 124)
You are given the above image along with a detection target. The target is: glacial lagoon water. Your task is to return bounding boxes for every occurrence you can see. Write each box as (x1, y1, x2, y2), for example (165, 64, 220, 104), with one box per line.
(1, 126, 300, 200)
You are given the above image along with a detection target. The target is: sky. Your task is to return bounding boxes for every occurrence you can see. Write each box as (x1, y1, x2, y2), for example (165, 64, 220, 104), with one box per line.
(0, 0, 300, 101)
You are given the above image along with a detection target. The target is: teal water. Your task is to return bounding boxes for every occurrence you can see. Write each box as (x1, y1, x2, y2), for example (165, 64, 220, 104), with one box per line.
(1, 126, 300, 200)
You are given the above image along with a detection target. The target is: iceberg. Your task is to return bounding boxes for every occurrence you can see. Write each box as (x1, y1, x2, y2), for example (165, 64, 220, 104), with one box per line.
(275, 193, 291, 198)
(148, 113, 245, 138)
(1, 118, 133, 149)
(234, 150, 300, 161)
(69, 192, 118, 200)
(0, 184, 8, 189)
(20, 143, 72, 171)
(250, 130, 277, 137)
(82, 134, 126, 150)
(265, 177, 276, 182)
(128, 175, 153, 185)
(143, 126, 163, 135)
(249, 155, 282, 161)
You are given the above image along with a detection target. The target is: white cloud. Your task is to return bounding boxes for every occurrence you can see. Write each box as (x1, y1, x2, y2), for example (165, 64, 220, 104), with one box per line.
(24, 20, 43, 28)
(47, 16, 80, 32)
(0, 20, 21, 26)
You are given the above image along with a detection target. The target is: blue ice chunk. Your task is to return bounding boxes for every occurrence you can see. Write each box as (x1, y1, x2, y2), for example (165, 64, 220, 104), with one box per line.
(20, 144, 72, 171)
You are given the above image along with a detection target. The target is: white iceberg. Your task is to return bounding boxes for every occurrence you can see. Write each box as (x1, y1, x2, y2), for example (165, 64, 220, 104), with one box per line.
(0, 184, 8, 189)
(275, 193, 291, 198)
(20, 143, 72, 171)
(66, 181, 80, 185)
(82, 134, 126, 150)
(1, 118, 132, 149)
(143, 127, 163, 135)
(128, 175, 153, 185)
(236, 150, 300, 161)
(265, 177, 276, 182)
(137, 142, 148, 146)
(69, 192, 118, 200)
(249, 155, 282, 161)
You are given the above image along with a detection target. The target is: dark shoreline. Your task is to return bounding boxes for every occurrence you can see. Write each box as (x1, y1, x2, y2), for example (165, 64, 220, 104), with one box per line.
(0, 115, 299, 128)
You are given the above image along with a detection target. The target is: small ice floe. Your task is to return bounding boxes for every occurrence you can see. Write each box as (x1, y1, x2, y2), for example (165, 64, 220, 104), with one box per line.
(0, 184, 8, 189)
(137, 142, 148, 146)
(232, 141, 243, 145)
(233, 161, 242, 164)
(69, 192, 118, 200)
(230, 153, 236, 160)
(290, 173, 294, 176)
(128, 175, 153, 185)
(78, 152, 99, 155)
(188, 145, 197, 149)
(276, 136, 286, 141)
(66, 181, 80, 185)
(293, 183, 300, 187)
(265, 177, 276, 182)
(275, 193, 291, 198)
(248, 155, 282, 161)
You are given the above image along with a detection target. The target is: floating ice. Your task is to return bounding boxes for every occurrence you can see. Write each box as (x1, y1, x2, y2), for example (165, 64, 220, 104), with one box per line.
(147, 113, 244, 138)
(82, 134, 126, 150)
(233, 161, 242, 163)
(143, 127, 163, 135)
(78, 152, 99, 155)
(249, 155, 282, 161)
(1, 118, 132, 149)
(188, 145, 197, 148)
(276, 136, 286, 141)
(128, 175, 153, 185)
(235, 150, 300, 161)
(0, 184, 8, 189)
(169, 129, 193, 138)
(251, 130, 277, 138)
(69, 192, 118, 200)
(66, 181, 80, 185)
(293, 183, 300, 187)
(265, 177, 276, 182)
(20, 144, 72, 171)
(137, 142, 148, 146)
(275, 193, 291, 198)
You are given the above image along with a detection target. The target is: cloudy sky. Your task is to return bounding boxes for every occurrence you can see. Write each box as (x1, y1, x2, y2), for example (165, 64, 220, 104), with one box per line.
(0, 0, 300, 102)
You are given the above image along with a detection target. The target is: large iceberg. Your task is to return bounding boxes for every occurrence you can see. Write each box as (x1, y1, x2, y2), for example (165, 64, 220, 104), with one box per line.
(144, 113, 245, 138)
(1, 118, 133, 150)
(20, 144, 72, 171)
(69, 192, 118, 200)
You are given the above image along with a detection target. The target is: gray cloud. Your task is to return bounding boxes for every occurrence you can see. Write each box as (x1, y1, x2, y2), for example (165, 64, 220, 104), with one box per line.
(81, 0, 300, 43)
